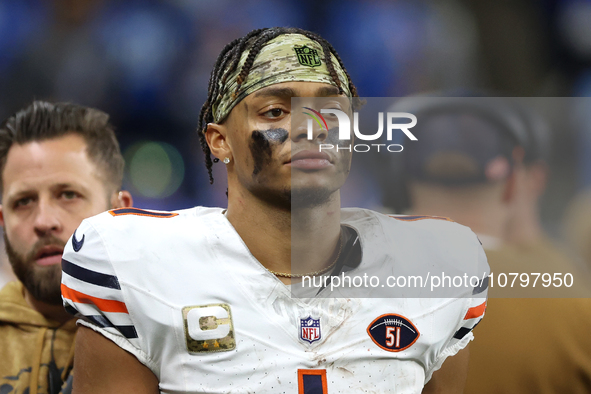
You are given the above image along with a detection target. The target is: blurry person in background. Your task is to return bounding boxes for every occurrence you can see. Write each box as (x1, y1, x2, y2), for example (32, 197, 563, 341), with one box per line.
(402, 98, 523, 250)
(504, 103, 551, 244)
(400, 97, 591, 393)
(563, 190, 591, 270)
(505, 103, 590, 275)
(0, 101, 132, 394)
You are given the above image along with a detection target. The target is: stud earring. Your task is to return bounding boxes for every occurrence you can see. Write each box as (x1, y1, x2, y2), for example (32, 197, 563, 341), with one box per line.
(223, 157, 230, 164)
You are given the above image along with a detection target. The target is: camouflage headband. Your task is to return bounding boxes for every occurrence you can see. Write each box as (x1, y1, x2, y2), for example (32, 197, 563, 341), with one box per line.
(211, 34, 351, 124)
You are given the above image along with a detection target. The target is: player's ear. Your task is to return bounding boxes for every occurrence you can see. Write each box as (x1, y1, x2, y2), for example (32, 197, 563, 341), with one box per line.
(529, 162, 548, 197)
(206, 123, 232, 163)
(111, 191, 133, 209)
(502, 170, 517, 204)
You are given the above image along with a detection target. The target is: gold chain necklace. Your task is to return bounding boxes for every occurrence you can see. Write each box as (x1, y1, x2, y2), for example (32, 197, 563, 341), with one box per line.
(268, 232, 343, 278)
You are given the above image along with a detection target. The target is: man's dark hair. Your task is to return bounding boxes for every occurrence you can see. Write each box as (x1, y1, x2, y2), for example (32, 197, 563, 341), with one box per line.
(197, 27, 359, 184)
(0, 101, 124, 193)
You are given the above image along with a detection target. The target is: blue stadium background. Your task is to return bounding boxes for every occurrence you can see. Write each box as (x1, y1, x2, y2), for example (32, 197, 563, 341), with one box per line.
(0, 0, 590, 212)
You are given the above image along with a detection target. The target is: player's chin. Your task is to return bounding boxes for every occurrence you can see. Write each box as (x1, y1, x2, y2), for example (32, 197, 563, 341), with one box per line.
(292, 169, 346, 187)
(291, 183, 341, 209)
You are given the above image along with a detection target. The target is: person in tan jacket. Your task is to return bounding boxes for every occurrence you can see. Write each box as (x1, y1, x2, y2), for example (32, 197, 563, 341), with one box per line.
(400, 96, 591, 393)
(0, 101, 132, 394)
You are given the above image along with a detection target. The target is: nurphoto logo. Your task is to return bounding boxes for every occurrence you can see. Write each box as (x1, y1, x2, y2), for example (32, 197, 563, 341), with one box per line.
(304, 108, 417, 153)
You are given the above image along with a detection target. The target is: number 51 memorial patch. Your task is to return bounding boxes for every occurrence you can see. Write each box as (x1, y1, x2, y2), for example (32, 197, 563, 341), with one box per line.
(367, 313, 420, 352)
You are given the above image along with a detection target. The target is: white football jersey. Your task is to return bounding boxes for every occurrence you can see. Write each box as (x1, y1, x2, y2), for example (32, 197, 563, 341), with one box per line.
(61, 207, 488, 394)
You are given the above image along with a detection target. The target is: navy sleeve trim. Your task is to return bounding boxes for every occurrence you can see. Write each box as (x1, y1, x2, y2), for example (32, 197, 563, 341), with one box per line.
(472, 277, 489, 295)
(64, 304, 79, 316)
(62, 259, 121, 290)
(85, 315, 139, 339)
(453, 327, 472, 340)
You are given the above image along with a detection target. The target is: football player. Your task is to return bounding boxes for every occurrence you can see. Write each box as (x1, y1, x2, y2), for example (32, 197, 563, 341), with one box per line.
(0, 101, 132, 394)
(63, 27, 487, 393)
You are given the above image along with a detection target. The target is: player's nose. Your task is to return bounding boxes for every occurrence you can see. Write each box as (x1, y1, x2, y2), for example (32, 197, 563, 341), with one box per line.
(33, 199, 62, 236)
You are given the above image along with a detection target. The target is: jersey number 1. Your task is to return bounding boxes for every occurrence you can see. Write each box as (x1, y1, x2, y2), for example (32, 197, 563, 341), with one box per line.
(298, 369, 327, 394)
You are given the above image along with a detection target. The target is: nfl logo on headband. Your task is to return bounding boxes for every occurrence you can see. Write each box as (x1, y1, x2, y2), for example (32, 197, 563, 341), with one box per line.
(294, 45, 321, 67)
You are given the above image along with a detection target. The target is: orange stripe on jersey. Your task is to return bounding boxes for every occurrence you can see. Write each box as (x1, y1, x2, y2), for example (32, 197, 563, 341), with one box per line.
(61, 283, 129, 314)
(390, 215, 454, 222)
(464, 301, 487, 320)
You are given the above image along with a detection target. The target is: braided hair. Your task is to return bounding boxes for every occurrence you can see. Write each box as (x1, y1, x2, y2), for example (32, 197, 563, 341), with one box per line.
(197, 27, 359, 184)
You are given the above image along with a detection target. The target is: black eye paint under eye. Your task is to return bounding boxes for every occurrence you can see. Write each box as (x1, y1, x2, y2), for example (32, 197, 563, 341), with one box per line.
(249, 128, 289, 176)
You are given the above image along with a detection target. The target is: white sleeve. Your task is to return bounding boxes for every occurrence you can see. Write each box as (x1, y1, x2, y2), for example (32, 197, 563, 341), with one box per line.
(425, 238, 489, 383)
(61, 217, 156, 372)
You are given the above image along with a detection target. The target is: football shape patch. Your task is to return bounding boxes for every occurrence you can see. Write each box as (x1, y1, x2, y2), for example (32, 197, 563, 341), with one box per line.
(367, 313, 420, 352)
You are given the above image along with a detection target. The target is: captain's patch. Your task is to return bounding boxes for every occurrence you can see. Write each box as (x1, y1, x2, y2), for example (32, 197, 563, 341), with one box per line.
(183, 303, 236, 354)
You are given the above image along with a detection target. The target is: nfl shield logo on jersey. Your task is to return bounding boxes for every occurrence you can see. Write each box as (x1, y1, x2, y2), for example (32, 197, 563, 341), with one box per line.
(300, 316, 321, 344)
